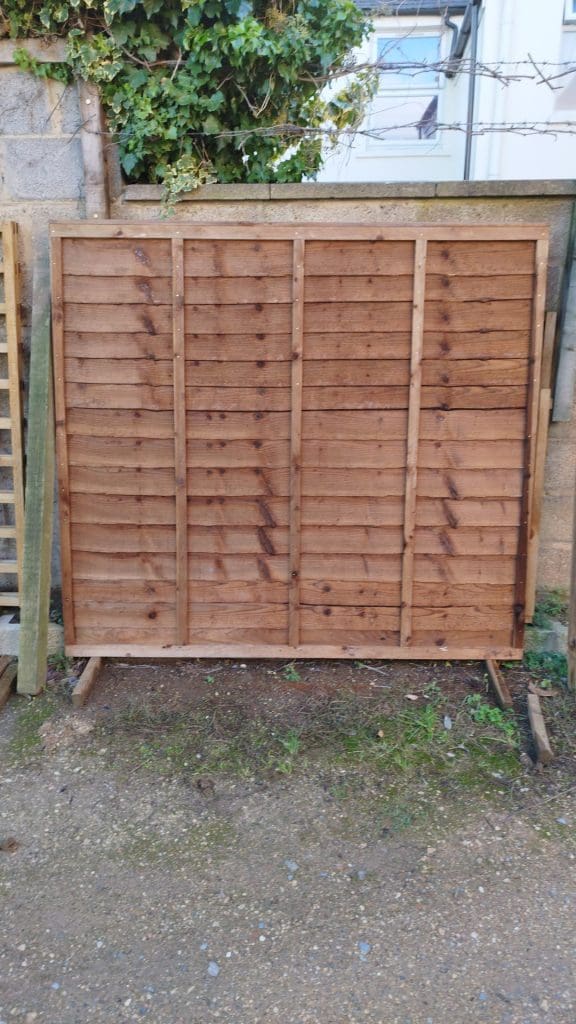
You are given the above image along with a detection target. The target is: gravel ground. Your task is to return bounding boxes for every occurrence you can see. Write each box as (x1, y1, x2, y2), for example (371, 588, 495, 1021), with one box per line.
(0, 659, 575, 1024)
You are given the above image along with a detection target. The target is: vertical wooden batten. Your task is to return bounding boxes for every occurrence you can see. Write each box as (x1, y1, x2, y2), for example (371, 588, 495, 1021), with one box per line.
(78, 82, 110, 220)
(288, 237, 305, 647)
(513, 236, 548, 648)
(1, 224, 25, 592)
(50, 236, 75, 646)
(172, 236, 188, 645)
(400, 238, 427, 646)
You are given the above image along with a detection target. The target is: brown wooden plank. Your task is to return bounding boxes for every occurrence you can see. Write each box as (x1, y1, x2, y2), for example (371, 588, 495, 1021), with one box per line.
(73, 551, 176, 580)
(303, 361, 409, 387)
(420, 409, 525, 440)
(303, 387, 409, 410)
(303, 410, 407, 440)
(185, 361, 291, 387)
(53, 223, 548, 242)
(52, 235, 75, 643)
(188, 555, 289, 582)
(413, 607, 514, 631)
(187, 439, 289, 468)
(421, 386, 528, 410)
(184, 239, 292, 277)
(513, 236, 548, 647)
(68, 437, 174, 467)
(173, 236, 188, 645)
(65, 640, 522, 659)
(419, 440, 524, 469)
(66, 332, 173, 360)
(301, 629, 399, 644)
(486, 658, 514, 710)
(304, 240, 414, 276)
(73, 627, 178, 644)
(288, 238, 305, 646)
(426, 241, 536, 276)
(414, 555, 517, 584)
(305, 275, 414, 302)
(187, 411, 290, 439)
(186, 334, 291, 361)
(300, 581, 401, 606)
(527, 692, 554, 764)
(65, 358, 173, 385)
(66, 383, 173, 410)
(185, 276, 291, 304)
(525, 389, 551, 621)
(417, 469, 523, 499)
(305, 333, 411, 360)
(64, 303, 172, 334)
(64, 275, 172, 305)
(71, 656, 103, 708)
(74, 604, 176, 629)
(187, 497, 289, 527)
(305, 303, 412, 333)
(71, 524, 176, 552)
(303, 440, 406, 468)
(191, 604, 290, 629)
(413, 583, 515, 606)
(301, 606, 399, 631)
(417, 499, 521, 527)
(302, 555, 401, 581)
(188, 526, 289, 555)
(188, 581, 287, 603)
(303, 468, 405, 497)
(425, 274, 534, 301)
(301, 526, 403, 554)
(401, 238, 426, 646)
(423, 331, 530, 360)
(75, 579, 176, 603)
(185, 304, 292, 334)
(70, 466, 175, 495)
(415, 526, 519, 556)
(422, 359, 528, 387)
(411, 629, 513, 648)
(71, 494, 176, 525)
(62, 238, 171, 276)
(187, 387, 291, 411)
(67, 408, 174, 438)
(187, 468, 290, 496)
(188, 628, 288, 643)
(303, 496, 404, 527)
(425, 300, 531, 333)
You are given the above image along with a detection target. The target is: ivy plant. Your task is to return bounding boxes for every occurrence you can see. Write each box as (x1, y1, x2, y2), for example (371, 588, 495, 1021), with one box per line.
(1, 0, 375, 203)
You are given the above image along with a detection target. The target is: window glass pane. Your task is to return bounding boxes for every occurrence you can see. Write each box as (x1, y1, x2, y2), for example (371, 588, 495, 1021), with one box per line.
(377, 35, 440, 87)
(367, 94, 438, 142)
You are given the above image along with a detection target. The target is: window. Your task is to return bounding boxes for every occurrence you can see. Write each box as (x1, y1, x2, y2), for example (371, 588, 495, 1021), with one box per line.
(370, 34, 441, 145)
(565, 0, 576, 22)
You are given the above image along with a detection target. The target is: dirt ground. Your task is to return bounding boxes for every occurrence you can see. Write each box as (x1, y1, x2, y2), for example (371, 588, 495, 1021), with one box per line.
(0, 657, 575, 1024)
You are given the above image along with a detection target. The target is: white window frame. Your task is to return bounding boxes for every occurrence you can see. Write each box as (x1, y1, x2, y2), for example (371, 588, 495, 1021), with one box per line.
(363, 25, 447, 158)
(565, 0, 576, 23)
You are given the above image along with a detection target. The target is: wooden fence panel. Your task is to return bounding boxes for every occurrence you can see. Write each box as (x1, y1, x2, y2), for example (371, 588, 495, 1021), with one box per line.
(51, 223, 548, 661)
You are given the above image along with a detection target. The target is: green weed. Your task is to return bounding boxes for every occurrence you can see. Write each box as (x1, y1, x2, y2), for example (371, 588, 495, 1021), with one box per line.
(282, 663, 301, 682)
(464, 694, 518, 740)
(524, 650, 567, 685)
(532, 588, 568, 627)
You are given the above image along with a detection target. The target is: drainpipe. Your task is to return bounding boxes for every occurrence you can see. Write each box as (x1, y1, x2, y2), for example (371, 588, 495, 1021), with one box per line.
(463, 1, 480, 180)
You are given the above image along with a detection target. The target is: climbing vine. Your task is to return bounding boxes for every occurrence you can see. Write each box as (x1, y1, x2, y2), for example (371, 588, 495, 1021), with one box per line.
(1, 0, 375, 202)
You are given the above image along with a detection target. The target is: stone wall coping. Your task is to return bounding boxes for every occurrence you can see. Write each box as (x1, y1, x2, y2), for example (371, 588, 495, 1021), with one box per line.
(0, 38, 67, 63)
(123, 180, 576, 202)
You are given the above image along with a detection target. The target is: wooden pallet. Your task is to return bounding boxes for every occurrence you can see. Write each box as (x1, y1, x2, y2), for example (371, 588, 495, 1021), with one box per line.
(0, 223, 25, 609)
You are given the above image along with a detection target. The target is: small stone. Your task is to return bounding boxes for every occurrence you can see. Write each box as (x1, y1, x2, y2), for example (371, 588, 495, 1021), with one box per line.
(207, 961, 220, 977)
(358, 941, 371, 956)
(443, 715, 453, 730)
(556, 817, 568, 826)
(357, 870, 367, 881)
(51, 982, 60, 991)
(284, 859, 299, 874)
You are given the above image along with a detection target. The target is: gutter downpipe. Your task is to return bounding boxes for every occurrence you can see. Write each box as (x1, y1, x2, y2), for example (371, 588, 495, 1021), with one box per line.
(463, 0, 479, 180)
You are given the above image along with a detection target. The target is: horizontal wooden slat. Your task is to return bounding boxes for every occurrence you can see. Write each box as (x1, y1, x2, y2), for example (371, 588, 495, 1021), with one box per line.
(304, 240, 414, 276)
(301, 526, 402, 554)
(64, 275, 172, 305)
(185, 240, 293, 277)
(71, 494, 176, 525)
(303, 387, 409, 410)
(187, 439, 289, 468)
(412, 607, 514, 631)
(417, 469, 523, 498)
(74, 604, 176, 629)
(53, 223, 548, 241)
(67, 409, 174, 438)
(70, 466, 175, 495)
(420, 410, 525, 440)
(65, 332, 174, 360)
(73, 551, 176, 579)
(66, 383, 173, 410)
(64, 303, 172, 334)
(71, 524, 176, 552)
(419, 440, 524, 469)
(305, 275, 413, 302)
(413, 583, 515, 607)
(301, 606, 399, 630)
(302, 555, 401, 581)
(411, 630, 513, 648)
(426, 240, 535, 276)
(186, 361, 291, 387)
(65, 358, 173, 385)
(423, 331, 530, 360)
(187, 335, 291, 360)
(414, 555, 517, 584)
(301, 629, 399, 644)
(304, 468, 405, 496)
(303, 496, 404, 526)
(417, 499, 520, 527)
(68, 437, 174, 466)
(185, 305, 292, 334)
(305, 333, 411, 360)
(300, 580, 401, 606)
(62, 238, 171, 277)
(186, 277, 292, 304)
(425, 274, 533, 301)
(421, 386, 527, 410)
(422, 359, 528, 386)
(303, 360, 409, 387)
(67, 640, 522, 659)
(303, 440, 406, 468)
(305, 302, 412, 333)
(425, 300, 531, 332)
(303, 410, 407, 440)
(415, 527, 519, 555)
(74, 579, 176, 603)
(187, 411, 290, 439)
(187, 387, 291, 411)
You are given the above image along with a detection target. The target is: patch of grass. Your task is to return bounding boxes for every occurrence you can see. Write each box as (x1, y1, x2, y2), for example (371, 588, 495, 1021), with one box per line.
(47, 652, 74, 676)
(8, 693, 58, 762)
(282, 662, 301, 683)
(532, 588, 568, 628)
(464, 694, 518, 740)
(523, 650, 567, 685)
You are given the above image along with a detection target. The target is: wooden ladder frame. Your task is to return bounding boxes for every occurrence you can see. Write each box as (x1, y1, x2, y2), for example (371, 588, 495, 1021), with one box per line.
(0, 223, 25, 609)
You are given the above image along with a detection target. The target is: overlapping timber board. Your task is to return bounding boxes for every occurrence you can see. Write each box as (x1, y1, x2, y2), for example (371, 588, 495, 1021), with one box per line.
(50, 223, 548, 660)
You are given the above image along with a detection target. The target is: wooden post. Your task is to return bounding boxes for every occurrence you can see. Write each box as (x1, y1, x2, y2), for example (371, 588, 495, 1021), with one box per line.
(288, 238, 305, 647)
(72, 656, 103, 708)
(1, 223, 26, 596)
(172, 236, 188, 645)
(400, 238, 427, 646)
(568, 460, 576, 690)
(78, 81, 110, 220)
(17, 243, 55, 695)
(527, 692, 554, 765)
(525, 388, 551, 622)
